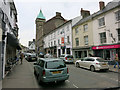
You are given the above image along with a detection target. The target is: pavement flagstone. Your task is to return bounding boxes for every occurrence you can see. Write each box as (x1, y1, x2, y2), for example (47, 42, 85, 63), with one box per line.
(2, 59, 39, 88)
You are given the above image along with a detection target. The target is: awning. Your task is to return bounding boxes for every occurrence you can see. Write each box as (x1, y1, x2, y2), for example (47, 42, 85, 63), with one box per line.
(7, 33, 21, 50)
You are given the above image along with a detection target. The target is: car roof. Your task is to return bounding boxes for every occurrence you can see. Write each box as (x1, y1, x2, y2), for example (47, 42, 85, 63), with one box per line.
(38, 58, 63, 62)
(85, 57, 102, 59)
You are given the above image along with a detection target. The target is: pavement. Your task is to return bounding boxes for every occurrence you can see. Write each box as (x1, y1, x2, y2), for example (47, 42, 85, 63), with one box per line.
(2, 59, 39, 88)
(1, 58, 120, 89)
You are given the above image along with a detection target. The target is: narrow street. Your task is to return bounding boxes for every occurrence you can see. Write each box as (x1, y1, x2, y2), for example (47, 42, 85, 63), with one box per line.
(2, 59, 119, 89)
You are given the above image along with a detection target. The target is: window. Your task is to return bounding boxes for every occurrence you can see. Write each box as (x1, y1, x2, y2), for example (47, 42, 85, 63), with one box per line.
(58, 39, 60, 45)
(67, 26, 69, 31)
(67, 36, 70, 43)
(84, 36, 88, 45)
(10, 8, 12, 18)
(61, 29, 64, 34)
(54, 41, 56, 46)
(118, 29, 120, 41)
(51, 42, 53, 46)
(67, 48, 70, 54)
(58, 30, 59, 35)
(75, 38, 79, 46)
(54, 49, 56, 54)
(83, 24, 88, 32)
(99, 32, 106, 43)
(115, 10, 120, 21)
(98, 17, 105, 27)
(75, 27, 78, 34)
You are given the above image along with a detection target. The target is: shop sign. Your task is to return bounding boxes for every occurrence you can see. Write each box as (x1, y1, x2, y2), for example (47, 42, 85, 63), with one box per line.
(61, 37, 64, 46)
(92, 44, 120, 50)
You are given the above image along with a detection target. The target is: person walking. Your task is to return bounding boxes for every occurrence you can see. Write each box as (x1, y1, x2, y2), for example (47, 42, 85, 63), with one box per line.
(114, 54, 120, 69)
(20, 52, 24, 64)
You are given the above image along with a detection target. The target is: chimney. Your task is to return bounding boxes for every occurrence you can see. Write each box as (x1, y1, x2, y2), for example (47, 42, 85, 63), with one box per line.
(99, 1, 105, 10)
(56, 12, 61, 16)
(80, 8, 90, 18)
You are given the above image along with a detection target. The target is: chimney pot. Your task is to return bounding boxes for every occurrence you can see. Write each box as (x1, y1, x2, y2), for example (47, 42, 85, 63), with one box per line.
(99, 1, 105, 10)
(56, 12, 61, 16)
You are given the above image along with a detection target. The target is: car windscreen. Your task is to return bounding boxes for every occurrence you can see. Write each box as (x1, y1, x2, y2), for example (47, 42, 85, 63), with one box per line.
(96, 58, 107, 62)
(45, 60, 66, 69)
(66, 55, 73, 58)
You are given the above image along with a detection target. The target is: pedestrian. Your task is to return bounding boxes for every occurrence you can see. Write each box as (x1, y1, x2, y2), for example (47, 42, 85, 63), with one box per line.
(113, 54, 120, 69)
(20, 52, 24, 64)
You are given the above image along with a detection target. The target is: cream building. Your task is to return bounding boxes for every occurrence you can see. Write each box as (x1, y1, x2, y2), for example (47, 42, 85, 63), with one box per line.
(72, 9, 94, 58)
(92, 1, 120, 60)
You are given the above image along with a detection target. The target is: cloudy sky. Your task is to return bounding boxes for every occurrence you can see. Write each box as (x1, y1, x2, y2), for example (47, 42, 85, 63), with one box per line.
(14, 0, 113, 47)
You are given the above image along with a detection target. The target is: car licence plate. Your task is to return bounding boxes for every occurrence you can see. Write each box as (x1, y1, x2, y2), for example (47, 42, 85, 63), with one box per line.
(52, 71, 61, 74)
(102, 63, 106, 65)
(69, 58, 71, 60)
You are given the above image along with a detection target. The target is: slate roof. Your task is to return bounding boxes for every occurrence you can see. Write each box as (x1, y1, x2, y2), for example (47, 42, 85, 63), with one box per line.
(73, 0, 120, 28)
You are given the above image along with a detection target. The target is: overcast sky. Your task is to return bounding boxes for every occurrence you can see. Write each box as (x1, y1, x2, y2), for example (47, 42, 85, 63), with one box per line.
(14, 0, 113, 47)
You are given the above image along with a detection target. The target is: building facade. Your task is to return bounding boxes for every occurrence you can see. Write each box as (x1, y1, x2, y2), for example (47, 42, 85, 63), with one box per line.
(28, 39, 35, 53)
(72, 1, 120, 60)
(35, 11, 66, 55)
(92, 1, 120, 60)
(72, 9, 94, 58)
(44, 15, 82, 57)
(0, 0, 20, 78)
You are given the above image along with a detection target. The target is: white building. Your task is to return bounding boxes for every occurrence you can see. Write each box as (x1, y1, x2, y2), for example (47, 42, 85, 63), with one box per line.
(44, 16, 81, 57)
(92, 1, 120, 60)
(28, 39, 35, 52)
(0, 0, 20, 78)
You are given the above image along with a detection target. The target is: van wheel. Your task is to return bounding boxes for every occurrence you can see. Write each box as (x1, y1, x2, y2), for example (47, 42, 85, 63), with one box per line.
(90, 66, 95, 72)
(76, 63, 80, 68)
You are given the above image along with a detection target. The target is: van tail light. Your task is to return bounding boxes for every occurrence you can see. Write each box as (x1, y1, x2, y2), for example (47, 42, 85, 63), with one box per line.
(67, 68, 69, 73)
(43, 70, 45, 76)
(96, 63, 99, 65)
(65, 57, 67, 60)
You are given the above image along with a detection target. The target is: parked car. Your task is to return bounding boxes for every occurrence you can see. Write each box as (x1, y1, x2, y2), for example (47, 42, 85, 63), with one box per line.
(34, 58, 69, 84)
(26, 53, 37, 61)
(44, 53, 53, 58)
(75, 57, 109, 72)
(59, 54, 74, 63)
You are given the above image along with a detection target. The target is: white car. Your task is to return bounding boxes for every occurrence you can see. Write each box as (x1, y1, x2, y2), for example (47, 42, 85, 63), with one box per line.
(75, 57, 109, 72)
(59, 54, 74, 63)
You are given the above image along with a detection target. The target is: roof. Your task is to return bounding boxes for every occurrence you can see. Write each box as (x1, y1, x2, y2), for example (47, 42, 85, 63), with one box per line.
(37, 10, 45, 19)
(38, 58, 62, 62)
(73, 1, 120, 28)
(92, 1, 120, 18)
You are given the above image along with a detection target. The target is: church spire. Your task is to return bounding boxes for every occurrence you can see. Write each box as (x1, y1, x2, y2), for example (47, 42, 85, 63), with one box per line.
(37, 9, 45, 19)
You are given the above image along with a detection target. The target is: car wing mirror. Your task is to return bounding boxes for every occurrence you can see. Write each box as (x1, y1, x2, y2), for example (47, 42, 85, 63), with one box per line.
(34, 63, 37, 65)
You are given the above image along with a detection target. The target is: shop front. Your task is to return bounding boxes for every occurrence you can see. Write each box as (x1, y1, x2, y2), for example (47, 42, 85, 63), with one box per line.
(92, 44, 120, 60)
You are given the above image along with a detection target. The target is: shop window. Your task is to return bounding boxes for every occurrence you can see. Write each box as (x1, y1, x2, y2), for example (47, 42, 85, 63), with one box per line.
(115, 10, 120, 21)
(99, 32, 106, 44)
(54, 49, 56, 54)
(67, 48, 70, 54)
(98, 17, 105, 27)
(62, 48, 65, 54)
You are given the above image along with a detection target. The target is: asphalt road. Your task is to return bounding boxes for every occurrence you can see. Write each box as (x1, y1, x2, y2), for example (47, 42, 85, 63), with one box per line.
(2, 60, 119, 89)
(31, 62, 118, 88)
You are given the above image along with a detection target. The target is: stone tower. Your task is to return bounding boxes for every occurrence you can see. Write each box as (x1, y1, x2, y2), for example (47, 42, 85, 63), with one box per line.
(35, 10, 46, 54)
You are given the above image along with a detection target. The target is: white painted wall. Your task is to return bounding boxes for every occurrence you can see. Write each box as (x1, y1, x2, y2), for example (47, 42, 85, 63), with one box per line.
(93, 8, 120, 45)
(0, 28, 2, 41)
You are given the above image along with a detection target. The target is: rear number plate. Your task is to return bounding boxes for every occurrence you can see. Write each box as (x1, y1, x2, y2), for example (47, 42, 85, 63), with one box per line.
(102, 63, 106, 65)
(52, 71, 61, 74)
